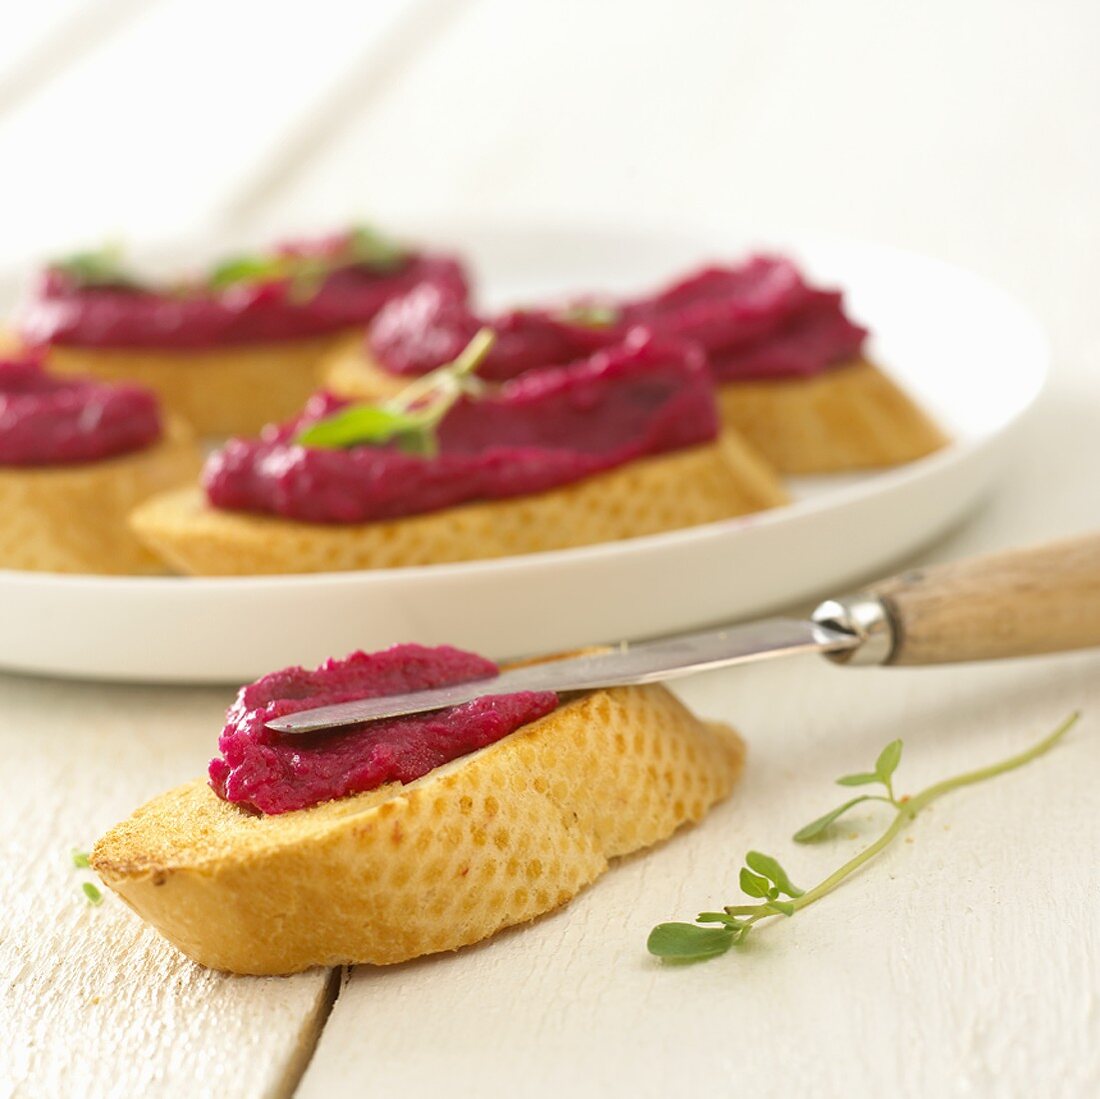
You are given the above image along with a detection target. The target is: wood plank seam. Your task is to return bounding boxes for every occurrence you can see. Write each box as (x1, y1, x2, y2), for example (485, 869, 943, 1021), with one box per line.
(281, 967, 346, 1099)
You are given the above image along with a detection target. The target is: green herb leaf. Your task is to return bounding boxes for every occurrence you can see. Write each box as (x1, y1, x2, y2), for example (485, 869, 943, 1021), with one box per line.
(696, 911, 738, 925)
(295, 404, 426, 450)
(556, 302, 621, 328)
(793, 795, 874, 843)
(207, 254, 289, 291)
(71, 849, 91, 869)
(875, 739, 904, 783)
(53, 246, 135, 288)
(835, 771, 880, 787)
(739, 868, 771, 899)
(391, 429, 437, 457)
(744, 851, 804, 898)
(346, 225, 408, 272)
(82, 882, 103, 906)
(647, 922, 735, 961)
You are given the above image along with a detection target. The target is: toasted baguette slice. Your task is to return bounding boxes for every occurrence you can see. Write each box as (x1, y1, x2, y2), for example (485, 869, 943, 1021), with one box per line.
(322, 333, 413, 402)
(718, 359, 948, 473)
(45, 335, 350, 437)
(92, 684, 744, 974)
(130, 434, 789, 576)
(0, 416, 202, 573)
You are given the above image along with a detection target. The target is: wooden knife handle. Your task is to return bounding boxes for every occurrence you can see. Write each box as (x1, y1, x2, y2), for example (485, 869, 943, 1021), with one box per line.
(815, 532, 1100, 666)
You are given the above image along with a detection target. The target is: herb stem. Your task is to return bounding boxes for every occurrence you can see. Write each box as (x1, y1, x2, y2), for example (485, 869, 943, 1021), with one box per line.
(388, 327, 494, 415)
(792, 711, 1078, 914)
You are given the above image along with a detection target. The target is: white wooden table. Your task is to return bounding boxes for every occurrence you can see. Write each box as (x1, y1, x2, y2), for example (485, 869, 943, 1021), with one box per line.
(3, 2, 1099, 1095)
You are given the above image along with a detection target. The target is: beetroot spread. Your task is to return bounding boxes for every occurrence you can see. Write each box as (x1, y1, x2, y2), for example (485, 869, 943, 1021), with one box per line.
(369, 279, 614, 381)
(619, 256, 866, 382)
(0, 358, 160, 466)
(203, 332, 717, 524)
(209, 645, 557, 815)
(18, 235, 468, 350)
(368, 254, 864, 384)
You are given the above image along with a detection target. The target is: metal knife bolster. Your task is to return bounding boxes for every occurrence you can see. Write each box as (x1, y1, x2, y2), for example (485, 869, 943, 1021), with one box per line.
(811, 593, 897, 665)
(265, 616, 863, 734)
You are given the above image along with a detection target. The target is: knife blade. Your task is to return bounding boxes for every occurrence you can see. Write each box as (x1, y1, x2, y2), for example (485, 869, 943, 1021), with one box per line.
(266, 618, 859, 734)
(267, 531, 1100, 735)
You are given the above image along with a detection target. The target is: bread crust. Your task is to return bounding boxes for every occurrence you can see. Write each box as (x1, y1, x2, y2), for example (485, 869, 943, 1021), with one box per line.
(0, 416, 202, 573)
(130, 435, 789, 575)
(46, 335, 350, 436)
(91, 684, 745, 974)
(718, 359, 948, 473)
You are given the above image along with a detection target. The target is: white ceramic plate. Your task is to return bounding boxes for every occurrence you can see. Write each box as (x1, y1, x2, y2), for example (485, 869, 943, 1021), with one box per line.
(0, 224, 1047, 683)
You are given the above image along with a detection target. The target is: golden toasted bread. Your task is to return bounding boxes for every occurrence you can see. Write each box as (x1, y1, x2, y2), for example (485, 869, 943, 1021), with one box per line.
(322, 333, 408, 401)
(0, 416, 201, 573)
(718, 359, 948, 473)
(92, 683, 744, 974)
(130, 433, 789, 576)
(45, 335, 351, 437)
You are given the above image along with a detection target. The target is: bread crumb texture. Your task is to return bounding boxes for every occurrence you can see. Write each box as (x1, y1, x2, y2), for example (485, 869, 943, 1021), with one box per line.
(92, 685, 745, 974)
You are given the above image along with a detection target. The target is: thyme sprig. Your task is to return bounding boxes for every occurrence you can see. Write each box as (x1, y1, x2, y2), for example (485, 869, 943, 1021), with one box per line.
(52, 225, 407, 299)
(51, 245, 136, 288)
(648, 712, 1079, 963)
(295, 328, 495, 456)
(208, 224, 408, 298)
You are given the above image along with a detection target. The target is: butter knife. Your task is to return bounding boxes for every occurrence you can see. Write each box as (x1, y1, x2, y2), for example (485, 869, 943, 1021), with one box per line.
(268, 531, 1100, 734)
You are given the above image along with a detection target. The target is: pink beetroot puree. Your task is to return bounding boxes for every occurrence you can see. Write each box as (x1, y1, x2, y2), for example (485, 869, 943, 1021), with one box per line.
(618, 256, 867, 382)
(209, 645, 557, 815)
(368, 254, 865, 384)
(18, 238, 468, 351)
(369, 278, 615, 381)
(204, 332, 717, 524)
(0, 358, 160, 466)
